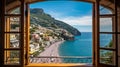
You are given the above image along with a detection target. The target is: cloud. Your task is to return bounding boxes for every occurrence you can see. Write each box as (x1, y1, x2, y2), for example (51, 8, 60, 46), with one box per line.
(56, 16, 92, 25)
(47, 11, 92, 26)
(100, 18, 112, 32)
(100, 18, 112, 25)
(47, 11, 65, 18)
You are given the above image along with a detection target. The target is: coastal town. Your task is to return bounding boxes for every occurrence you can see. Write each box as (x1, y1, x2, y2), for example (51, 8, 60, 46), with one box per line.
(8, 8, 80, 63)
(29, 24, 65, 57)
(10, 19, 74, 58)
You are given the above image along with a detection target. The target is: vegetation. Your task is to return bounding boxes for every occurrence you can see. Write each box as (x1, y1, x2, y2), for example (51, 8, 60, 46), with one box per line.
(30, 8, 81, 36)
(11, 8, 81, 35)
(32, 51, 40, 57)
(11, 8, 81, 59)
(100, 40, 113, 64)
(11, 24, 19, 29)
(9, 51, 19, 63)
(105, 40, 113, 48)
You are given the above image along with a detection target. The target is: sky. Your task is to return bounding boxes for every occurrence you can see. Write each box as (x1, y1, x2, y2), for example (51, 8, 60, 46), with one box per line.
(30, 1, 93, 32)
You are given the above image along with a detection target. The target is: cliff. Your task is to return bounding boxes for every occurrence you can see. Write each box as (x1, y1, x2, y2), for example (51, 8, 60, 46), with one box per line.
(30, 8, 81, 36)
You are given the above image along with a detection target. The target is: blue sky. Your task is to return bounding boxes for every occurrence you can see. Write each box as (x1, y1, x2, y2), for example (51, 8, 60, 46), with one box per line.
(30, 1, 93, 32)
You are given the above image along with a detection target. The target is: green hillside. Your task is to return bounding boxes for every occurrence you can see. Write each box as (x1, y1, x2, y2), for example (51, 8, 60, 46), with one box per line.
(30, 8, 81, 36)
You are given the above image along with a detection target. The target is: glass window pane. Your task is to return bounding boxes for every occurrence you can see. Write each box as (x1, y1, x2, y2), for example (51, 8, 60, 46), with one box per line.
(100, 18, 113, 32)
(4, 50, 20, 65)
(5, 33, 20, 48)
(99, 0, 115, 15)
(100, 34, 115, 48)
(10, 17, 20, 32)
(100, 50, 116, 65)
(5, 0, 21, 14)
(5, 17, 21, 32)
(10, 7, 21, 14)
(99, 6, 112, 15)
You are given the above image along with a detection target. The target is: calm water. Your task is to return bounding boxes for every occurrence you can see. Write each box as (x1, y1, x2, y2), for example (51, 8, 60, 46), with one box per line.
(59, 32, 92, 56)
(58, 32, 112, 63)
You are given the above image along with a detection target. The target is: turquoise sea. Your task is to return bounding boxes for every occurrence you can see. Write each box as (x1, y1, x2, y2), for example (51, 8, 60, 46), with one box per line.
(58, 32, 92, 63)
(59, 32, 92, 56)
(58, 32, 112, 63)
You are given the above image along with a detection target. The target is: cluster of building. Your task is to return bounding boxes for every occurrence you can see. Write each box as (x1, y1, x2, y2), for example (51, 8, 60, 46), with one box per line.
(29, 24, 64, 57)
(9, 21, 74, 57)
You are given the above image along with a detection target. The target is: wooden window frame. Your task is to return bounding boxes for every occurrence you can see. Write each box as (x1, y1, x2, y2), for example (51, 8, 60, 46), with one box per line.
(0, 0, 26, 67)
(0, 0, 119, 67)
(95, 0, 118, 67)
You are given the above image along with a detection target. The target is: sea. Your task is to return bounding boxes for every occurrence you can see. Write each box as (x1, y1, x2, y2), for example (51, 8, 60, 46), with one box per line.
(59, 32, 92, 56)
(58, 32, 112, 63)
(58, 32, 92, 63)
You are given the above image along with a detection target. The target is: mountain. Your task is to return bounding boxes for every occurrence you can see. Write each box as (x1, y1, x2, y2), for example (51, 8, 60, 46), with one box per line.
(30, 8, 81, 36)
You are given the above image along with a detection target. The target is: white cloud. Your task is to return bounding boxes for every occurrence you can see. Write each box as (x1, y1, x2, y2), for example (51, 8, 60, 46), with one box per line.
(100, 18, 112, 32)
(47, 11, 64, 18)
(46, 11, 92, 26)
(100, 18, 112, 25)
(56, 16, 92, 25)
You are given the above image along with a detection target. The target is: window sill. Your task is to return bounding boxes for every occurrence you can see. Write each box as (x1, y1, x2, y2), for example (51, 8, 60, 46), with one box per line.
(26, 63, 92, 67)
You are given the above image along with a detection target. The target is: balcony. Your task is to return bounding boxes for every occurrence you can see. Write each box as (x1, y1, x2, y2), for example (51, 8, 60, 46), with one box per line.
(30, 56, 92, 63)
(26, 56, 92, 67)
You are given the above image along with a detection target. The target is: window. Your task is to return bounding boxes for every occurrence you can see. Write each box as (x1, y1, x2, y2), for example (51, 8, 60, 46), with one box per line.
(95, 0, 119, 66)
(0, 0, 119, 67)
(1, 0, 26, 66)
(29, 1, 93, 64)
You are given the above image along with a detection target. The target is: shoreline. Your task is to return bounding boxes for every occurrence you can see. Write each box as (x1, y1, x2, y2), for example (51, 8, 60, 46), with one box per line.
(38, 40, 64, 57)
(30, 40, 64, 63)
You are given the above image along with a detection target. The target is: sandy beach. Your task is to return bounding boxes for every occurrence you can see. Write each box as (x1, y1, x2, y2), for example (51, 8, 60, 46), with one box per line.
(30, 40, 64, 63)
(38, 40, 64, 56)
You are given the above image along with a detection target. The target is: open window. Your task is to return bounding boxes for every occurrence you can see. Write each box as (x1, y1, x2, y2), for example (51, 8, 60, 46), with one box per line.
(95, 0, 118, 67)
(28, 1, 93, 65)
(0, 0, 28, 67)
(0, 0, 120, 67)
